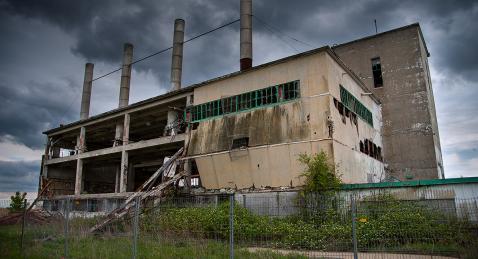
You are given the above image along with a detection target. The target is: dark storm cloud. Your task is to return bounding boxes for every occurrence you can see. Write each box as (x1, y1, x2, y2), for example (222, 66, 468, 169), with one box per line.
(5, 0, 477, 84)
(0, 160, 40, 192)
(2, 0, 241, 87)
(1, 0, 478, 192)
(0, 80, 78, 148)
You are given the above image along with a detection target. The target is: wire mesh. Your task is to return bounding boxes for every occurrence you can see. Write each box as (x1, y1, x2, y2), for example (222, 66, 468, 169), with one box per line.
(15, 194, 478, 258)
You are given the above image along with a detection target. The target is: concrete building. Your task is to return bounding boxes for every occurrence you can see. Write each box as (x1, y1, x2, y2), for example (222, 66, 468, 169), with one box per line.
(38, 1, 441, 207)
(40, 46, 384, 199)
(333, 24, 443, 180)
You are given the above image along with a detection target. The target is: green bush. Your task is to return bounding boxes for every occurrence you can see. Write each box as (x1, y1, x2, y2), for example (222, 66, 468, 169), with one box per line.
(140, 195, 475, 255)
(8, 191, 27, 212)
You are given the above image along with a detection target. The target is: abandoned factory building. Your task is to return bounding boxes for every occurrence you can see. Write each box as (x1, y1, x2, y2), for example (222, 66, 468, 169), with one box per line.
(39, 2, 442, 200)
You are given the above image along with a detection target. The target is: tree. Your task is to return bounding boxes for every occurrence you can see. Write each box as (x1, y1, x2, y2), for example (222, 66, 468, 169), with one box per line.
(298, 151, 342, 222)
(9, 191, 27, 212)
(298, 151, 342, 195)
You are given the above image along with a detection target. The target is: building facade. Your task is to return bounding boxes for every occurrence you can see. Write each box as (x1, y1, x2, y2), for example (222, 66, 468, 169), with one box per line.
(39, 22, 443, 209)
(40, 47, 384, 200)
(333, 24, 443, 180)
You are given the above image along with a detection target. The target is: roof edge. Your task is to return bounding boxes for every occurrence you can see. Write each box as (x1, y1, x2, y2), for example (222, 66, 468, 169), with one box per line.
(44, 45, 379, 134)
(333, 22, 430, 57)
(341, 177, 478, 190)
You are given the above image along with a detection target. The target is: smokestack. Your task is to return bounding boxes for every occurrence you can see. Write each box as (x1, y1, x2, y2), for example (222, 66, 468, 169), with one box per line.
(80, 63, 94, 120)
(170, 19, 185, 91)
(119, 43, 133, 108)
(240, 0, 252, 71)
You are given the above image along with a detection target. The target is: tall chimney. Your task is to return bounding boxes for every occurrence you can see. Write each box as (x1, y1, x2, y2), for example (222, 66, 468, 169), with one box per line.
(240, 0, 252, 71)
(119, 43, 133, 108)
(80, 63, 94, 120)
(170, 19, 185, 91)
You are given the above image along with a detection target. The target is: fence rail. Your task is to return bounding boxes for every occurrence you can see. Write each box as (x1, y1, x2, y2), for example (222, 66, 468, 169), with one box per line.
(13, 194, 478, 258)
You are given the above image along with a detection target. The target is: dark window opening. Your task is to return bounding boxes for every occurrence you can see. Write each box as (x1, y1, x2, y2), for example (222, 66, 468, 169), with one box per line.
(338, 102, 344, 116)
(371, 57, 383, 88)
(359, 138, 382, 161)
(231, 137, 249, 149)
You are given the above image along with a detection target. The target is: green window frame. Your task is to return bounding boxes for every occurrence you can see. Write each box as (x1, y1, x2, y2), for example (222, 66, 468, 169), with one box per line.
(339, 85, 373, 126)
(186, 80, 300, 123)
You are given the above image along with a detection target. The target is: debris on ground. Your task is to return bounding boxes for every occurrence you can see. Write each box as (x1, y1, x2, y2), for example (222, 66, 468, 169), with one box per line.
(0, 209, 59, 225)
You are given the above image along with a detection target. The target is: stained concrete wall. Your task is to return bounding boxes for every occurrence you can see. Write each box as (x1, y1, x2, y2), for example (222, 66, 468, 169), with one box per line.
(190, 50, 383, 189)
(326, 53, 384, 183)
(333, 24, 442, 180)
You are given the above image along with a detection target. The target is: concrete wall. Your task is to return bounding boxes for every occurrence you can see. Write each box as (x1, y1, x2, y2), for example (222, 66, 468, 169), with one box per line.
(333, 24, 442, 180)
(340, 182, 478, 222)
(190, 50, 383, 189)
(325, 53, 384, 183)
(234, 180, 478, 221)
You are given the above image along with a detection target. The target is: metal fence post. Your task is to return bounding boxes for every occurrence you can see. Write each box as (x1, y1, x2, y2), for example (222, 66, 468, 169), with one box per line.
(132, 196, 140, 259)
(229, 193, 234, 259)
(64, 198, 70, 258)
(20, 199, 27, 252)
(351, 195, 358, 259)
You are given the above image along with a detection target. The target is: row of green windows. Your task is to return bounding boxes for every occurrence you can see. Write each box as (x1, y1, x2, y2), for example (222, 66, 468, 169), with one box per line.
(339, 85, 374, 126)
(186, 80, 300, 122)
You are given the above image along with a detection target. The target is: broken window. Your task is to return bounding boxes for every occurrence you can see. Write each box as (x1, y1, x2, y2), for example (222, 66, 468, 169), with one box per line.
(340, 85, 373, 126)
(359, 141, 364, 152)
(282, 81, 300, 101)
(186, 80, 300, 123)
(231, 137, 249, 149)
(371, 57, 383, 88)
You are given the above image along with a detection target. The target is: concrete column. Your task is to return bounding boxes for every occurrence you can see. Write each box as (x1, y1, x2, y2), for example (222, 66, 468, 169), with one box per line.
(77, 126, 86, 153)
(240, 0, 253, 71)
(184, 159, 192, 191)
(119, 150, 128, 192)
(164, 110, 179, 136)
(114, 120, 123, 146)
(122, 113, 130, 145)
(170, 19, 185, 91)
(75, 158, 83, 195)
(80, 63, 94, 120)
(119, 43, 133, 108)
(44, 136, 51, 159)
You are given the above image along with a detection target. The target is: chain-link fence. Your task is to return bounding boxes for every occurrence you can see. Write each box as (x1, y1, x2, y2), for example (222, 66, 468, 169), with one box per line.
(15, 194, 478, 258)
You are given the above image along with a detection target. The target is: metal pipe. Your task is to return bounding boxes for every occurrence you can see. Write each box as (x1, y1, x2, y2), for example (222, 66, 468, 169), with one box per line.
(171, 19, 185, 91)
(240, 0, 252, 71)
(80, 63, 94, 120)
(119, 43, 133, 108)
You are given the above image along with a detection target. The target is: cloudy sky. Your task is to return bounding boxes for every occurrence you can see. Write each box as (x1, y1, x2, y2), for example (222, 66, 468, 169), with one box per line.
(0, 0, 477, 193)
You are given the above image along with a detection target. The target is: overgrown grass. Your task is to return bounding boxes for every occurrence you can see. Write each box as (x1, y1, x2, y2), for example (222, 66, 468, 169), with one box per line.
(2, 194, 477, 258)
(142, 196, 477, 256)
(0, 224, 307, 259)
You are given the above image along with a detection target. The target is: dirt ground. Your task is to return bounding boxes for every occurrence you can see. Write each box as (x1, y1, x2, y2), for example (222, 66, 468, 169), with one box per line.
(0, 208, 9, 218)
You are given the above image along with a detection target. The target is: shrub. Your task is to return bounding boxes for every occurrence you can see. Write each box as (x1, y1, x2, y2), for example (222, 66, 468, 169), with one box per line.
(8, 191, 27, 212)
(140, 195, 475, 254)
